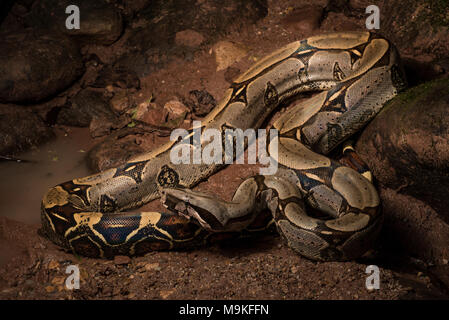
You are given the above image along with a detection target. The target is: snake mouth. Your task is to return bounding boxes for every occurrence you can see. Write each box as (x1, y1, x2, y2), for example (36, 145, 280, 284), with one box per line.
(160, 189, 214, 230)
(160, 189, 183, 213)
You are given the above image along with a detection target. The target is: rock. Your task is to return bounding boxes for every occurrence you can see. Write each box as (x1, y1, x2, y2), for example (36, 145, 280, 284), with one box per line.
(126, 0, 267, 53)
(106, 85, 115, 93)
(30, 0, 123, 45)
(280, 5, 324, 34)
(89, 114, 130, 138)
(144, 263, 161, 272)
(51, 276, 65, 285)
(183, 90, 216, 117)
(47, 260, 60, 270)
(134, 101, 168, 126)
(87, 127, 147, 172)
(381, 1, 449, 60)
(113, 52, 154, 79)
(379, 188, 449, 264)
(127, 292, 136, 299)
(122, 0, 267, 76)
(114, 255, 131, 265)
(349, 0, 373, 10)
(110, 91, 131, 114)
(175, 29, 205, 47)
(11, 3, 28, 16)
(0, 31, 84, 103)
(213, 41, 248, 71)
(44, 286, 55, 293)
(92, 66, 140, 90)
(0, 1, 15, 26)
(56, 89, 115, 127)
(401, 56, 447, 87)
(89, 116, 113, 138)
(160, 289, 175, 299)
(319, 11, 363, 32)
(15, 0, 34, 11)
(356, 79, 449, 220)
(0, 104, 55, 155)
(224, 67, 240, 84)
(356, 79, 449, 263)
(164, 100, 189, 121)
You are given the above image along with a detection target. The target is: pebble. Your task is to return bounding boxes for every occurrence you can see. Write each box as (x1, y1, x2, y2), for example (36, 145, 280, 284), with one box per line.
(33, 243, 46, 250)
(127, 292, 136, 299)
(164, 100, 189, 120)
(160, 289, 175, 299)
(110, 91, 130, 113)
(51, 276, 65, 286)
(280, 5, 324, 34)
(175, 29, 205, 47)
(114, 255, 131, 265)
(45, 286, 55, 293)
(213, 41, 248, 71)
(134, 101, 168, 126)
(145, 263, 161, 272)
(349, 0, 373, 9)
(47, 260, 60, 270)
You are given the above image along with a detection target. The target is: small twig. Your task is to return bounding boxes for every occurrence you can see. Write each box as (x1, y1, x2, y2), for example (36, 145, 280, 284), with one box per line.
(0, 155, 36, 163)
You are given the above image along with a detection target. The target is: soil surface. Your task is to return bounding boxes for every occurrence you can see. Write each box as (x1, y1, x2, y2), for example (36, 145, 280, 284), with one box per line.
(1, 0, 449, 300)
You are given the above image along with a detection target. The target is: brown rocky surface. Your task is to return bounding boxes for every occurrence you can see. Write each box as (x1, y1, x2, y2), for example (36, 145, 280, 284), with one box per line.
(356, 80, 449, 221)
(0, 31, 84, 103)
(0, 104, 55, 155)
(356, 79, 449, 274)
(1, 215, 447, 300)
(1, 0, 449, 301)
(30, 0, 124, 45)
(56, 89, 116, 127)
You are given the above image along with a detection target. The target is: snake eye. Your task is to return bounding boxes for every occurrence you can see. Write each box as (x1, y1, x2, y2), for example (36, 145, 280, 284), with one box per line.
(264, 81, 279, 107)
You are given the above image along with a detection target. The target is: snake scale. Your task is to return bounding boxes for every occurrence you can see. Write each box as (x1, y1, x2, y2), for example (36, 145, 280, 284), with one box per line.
(41, 31, 407, 260)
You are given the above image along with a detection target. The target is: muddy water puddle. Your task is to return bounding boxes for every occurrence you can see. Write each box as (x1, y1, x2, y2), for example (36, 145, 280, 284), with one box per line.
(0, 127, 93, 224)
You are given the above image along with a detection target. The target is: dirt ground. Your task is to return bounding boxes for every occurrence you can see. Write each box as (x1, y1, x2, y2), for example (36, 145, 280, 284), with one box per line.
(1, 0, 449, 300)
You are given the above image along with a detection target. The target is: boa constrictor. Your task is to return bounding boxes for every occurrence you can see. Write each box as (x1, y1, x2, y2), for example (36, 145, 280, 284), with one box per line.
(41, 31, 406, 260)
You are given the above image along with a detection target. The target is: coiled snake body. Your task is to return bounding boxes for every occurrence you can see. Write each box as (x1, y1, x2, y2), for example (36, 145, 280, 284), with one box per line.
(41, 32, 406, 260)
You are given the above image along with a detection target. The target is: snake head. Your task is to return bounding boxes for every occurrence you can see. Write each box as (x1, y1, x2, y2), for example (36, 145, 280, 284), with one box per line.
(159, 187, 230, 231)
(159, 187, 259, 232)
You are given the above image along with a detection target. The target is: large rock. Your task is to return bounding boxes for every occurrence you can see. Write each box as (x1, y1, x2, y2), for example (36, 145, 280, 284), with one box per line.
(120, 0, 268, 77)
(87, 127, 148, 172)
(379, 188, 449, 264)
(0, 31, 84, 103)
(0, 1, 15, 26)
(380, 0, 449, 85)
(91, 65, 140, 90)
(56, 89, 115, 127)
(30, 0, 123, 45)
(0, 104, 54, 155)
(356, 79, 449, 262)
(356, 79, 449, 219)
(381, 0, 449, 60)
(280, 5, 324, 34)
